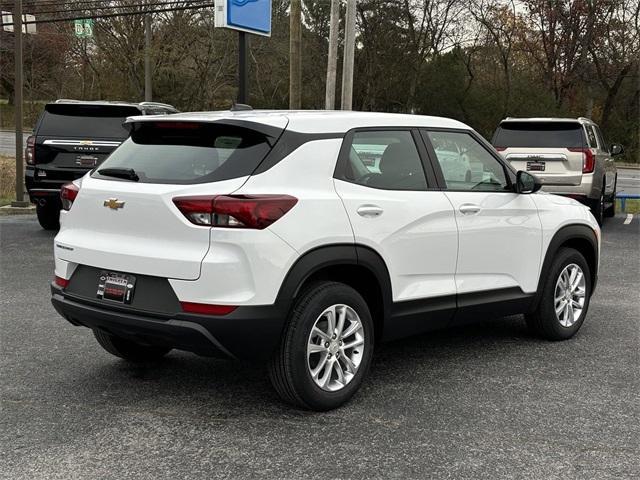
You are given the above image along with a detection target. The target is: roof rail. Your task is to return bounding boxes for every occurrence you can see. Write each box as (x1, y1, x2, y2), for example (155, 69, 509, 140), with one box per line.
(139, 101, 176, 109)
(55, 98, 82, 103)
(577, 116, 594, 122)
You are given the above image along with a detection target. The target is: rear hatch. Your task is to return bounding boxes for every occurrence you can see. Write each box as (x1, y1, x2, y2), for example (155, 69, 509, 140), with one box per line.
(492, 121, 589, 186)
(55, 117, 286, 280)
(33, 103, 139, 184)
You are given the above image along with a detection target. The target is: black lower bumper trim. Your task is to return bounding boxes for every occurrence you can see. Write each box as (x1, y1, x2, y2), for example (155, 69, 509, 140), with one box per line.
(51, 285, 286, 361)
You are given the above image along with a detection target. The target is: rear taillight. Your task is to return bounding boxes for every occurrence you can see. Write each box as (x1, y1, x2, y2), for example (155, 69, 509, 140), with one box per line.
(60, 183, 80, 211)
(54, 276, 69, 288)
(172, 195, 298, 229)
(569, 148, 595, 173)
(25, 135, 35, 165)
(180, 301, 236, 315)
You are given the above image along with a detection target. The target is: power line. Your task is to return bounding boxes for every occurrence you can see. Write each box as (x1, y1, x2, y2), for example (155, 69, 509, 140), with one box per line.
(1, 1, 213, 25)
(16, 0, 208, 17)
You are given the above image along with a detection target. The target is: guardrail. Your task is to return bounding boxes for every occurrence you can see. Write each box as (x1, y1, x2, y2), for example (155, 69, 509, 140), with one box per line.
(617, 193, 640, 212)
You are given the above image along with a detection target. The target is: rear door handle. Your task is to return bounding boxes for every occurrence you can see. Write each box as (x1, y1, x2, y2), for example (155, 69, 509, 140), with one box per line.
(357, 205, 384, 217)
(459, 204, 481, 215)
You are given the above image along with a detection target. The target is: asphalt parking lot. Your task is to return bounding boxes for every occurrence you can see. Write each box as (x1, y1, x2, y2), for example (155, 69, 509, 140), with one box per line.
(1, 214, 638, 480)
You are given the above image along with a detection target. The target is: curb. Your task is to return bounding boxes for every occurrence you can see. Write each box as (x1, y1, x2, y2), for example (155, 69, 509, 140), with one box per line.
(0, 204, 36, 216)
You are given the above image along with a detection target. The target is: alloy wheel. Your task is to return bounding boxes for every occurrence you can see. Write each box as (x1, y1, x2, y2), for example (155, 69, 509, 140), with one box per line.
(554, 263, 587, 327)
(306, 304, 365, 392)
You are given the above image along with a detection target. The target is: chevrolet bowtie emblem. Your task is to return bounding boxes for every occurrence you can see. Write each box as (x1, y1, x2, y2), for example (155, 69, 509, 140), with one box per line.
(103, 198, 125, 210)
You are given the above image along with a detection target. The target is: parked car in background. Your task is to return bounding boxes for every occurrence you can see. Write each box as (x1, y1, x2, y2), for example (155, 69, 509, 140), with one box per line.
(51, 110, 600, 410)
(492, 117, 623, 225)
(25, 99, 178, 230)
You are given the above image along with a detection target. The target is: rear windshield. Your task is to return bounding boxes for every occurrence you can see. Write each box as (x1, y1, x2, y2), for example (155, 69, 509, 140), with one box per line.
(37, 104, 140, 138)
(492, 122, 585, 148)
(92, 122, 276, 184)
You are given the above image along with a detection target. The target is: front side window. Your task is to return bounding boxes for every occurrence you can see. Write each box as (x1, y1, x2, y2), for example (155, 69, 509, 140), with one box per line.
(343, 130, 428, 190)
(425, 131, 509, 192)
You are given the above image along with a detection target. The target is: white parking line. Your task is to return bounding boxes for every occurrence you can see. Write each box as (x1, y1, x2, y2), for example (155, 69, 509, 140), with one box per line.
(624, 214, 633, 225)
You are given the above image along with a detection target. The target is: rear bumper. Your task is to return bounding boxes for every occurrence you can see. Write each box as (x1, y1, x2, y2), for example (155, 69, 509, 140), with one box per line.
(25, 166, 87, 203)
(51, 284, 286, 361)
(539, 173, 597, 201)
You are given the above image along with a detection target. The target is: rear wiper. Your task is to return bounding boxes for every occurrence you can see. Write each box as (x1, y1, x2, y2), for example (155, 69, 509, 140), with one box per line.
(97, 167, 139, 182)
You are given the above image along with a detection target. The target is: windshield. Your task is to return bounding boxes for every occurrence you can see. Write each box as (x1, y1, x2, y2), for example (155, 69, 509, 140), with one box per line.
(493, 122, 585, 149)
(93, 122, 275, 184)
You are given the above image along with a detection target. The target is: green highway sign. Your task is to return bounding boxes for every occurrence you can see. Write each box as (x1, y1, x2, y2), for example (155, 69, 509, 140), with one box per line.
(74, 19, 93, 38)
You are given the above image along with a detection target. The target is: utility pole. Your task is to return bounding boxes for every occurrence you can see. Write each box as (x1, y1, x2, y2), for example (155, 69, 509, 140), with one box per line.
(238, 31, 248, 104)
(12, 0, 28, 207)
(341, 0, 356, 111)
(289, 0, 301, 109)
(144, 14, 152, 101)
(325, 0, 339, 110)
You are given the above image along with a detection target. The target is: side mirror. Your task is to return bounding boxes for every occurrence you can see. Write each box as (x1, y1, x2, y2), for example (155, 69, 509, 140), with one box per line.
(516, 171, 542, 194)
(610, 143, 624, 156)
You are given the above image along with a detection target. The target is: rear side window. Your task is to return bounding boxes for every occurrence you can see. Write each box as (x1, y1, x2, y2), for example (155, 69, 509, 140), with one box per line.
(343, 130, 428, 190)
(93, 122, 275, 184)
(38, 104, 140, 138)
(493, 122, 585, 148)
(586, 126, 598, 148)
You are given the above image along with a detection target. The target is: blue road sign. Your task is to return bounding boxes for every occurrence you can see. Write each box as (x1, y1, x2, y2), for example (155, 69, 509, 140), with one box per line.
(215, 0, 271, 37)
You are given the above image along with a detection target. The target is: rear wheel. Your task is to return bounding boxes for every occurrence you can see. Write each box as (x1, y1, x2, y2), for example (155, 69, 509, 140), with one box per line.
(525, 248, 591, 340)
(36, 202, 60, 230)
(590, 184, 605, 226)
(93, 330, 171, 362)
(268, 281, 374, 411)
(604, 175, 616, 218)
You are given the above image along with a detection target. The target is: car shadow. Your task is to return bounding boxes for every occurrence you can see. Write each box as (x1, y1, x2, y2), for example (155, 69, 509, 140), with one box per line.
(68, 314, 540, 417)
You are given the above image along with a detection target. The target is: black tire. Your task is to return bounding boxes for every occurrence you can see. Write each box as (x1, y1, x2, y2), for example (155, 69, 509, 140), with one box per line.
(268, 281, 374, 411)
(590, 185, 605, 226)
(525, 248, 592, 341)
(36, 202, 60, 230)
(604, 175, 616, 218)
(93, 329, 171, 362)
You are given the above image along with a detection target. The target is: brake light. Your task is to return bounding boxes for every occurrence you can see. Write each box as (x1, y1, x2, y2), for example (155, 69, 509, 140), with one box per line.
(568, 148, 595, 173)
(60, 183, 80, 211)
(25, 135, 35, 165)
(494, 147, 506, 152)
(173, 195, 298, 229)
(54, 276, 69, 288)
(180, 302, 236, 315)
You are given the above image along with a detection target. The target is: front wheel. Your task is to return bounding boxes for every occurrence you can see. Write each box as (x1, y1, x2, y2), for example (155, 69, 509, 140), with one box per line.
(269, 282, 374, 411)
(525, 248, 592, 340)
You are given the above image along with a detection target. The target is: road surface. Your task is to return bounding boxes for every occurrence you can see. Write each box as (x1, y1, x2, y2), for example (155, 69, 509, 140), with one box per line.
(0, 130, 30, 156)
(1, 213, 639, 480)
(618, 168, 640, 196)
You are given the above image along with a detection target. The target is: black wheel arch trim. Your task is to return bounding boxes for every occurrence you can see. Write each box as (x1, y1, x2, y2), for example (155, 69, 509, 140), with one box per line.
(533, 223, 599, 309)
(274, 243, 393, 321)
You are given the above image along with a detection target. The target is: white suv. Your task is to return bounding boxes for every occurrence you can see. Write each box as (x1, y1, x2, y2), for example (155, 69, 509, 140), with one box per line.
(51, 111, 600, 410)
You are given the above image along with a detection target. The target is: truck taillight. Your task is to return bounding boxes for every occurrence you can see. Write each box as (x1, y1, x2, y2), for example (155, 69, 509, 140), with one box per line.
(173, 195, 298, 229)
(25, 135, 35, 165)
(569, 148, 595, 174)
(60, 183, 80, 211)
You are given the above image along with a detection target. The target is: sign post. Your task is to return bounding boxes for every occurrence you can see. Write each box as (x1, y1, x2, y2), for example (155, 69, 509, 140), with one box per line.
(214, 0, 271, 105)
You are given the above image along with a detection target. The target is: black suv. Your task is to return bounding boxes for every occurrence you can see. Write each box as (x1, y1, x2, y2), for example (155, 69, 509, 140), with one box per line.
(25, 100, 178, 230)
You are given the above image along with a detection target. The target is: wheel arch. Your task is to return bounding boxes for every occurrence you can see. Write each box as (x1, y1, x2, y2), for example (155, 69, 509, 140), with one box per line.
(533, 224, 599, 310)
(274, 244, 392, 341)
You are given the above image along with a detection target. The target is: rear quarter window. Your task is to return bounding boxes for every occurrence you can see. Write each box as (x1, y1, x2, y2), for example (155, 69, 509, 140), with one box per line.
(493, 122, 585, 149)
(93, 122, 277, 184)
